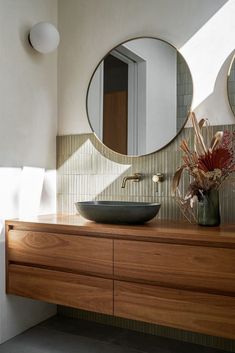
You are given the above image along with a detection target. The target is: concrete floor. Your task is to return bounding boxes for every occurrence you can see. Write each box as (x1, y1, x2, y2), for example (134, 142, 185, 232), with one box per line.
(0, 315, 230, 353)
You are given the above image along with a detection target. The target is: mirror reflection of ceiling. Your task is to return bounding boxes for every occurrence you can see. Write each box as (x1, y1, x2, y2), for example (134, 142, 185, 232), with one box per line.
(87, 37, 193, 156)
(228, 54, 235, 117)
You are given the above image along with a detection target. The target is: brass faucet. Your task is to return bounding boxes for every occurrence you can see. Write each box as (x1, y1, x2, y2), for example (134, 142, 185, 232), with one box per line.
(121, 173, 142, 188)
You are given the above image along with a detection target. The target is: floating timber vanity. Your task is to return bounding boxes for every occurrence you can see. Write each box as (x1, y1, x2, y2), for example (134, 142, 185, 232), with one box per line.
(5, 215, 235, 339)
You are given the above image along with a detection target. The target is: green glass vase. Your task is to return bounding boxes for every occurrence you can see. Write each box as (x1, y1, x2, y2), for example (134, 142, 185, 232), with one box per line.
(198, 189, 220, 226)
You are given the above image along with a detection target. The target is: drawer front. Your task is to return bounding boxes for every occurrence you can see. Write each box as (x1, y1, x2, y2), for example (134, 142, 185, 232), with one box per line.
(114, 280, 235, 339)
(114, 240, 235, 294)
(8, 230, 113, 276)
(8, 264, 113, 315)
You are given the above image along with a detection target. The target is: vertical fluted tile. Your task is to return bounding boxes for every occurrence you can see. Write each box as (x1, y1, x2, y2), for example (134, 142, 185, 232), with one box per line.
(57, 124, 235, 224)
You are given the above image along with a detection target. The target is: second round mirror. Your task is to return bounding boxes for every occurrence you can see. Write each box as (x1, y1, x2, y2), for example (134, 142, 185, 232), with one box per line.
(228, 54, 235, 117)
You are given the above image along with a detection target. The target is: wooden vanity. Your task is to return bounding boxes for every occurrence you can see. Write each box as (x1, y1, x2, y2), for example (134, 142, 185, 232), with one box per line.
(5, 215, 235, 339)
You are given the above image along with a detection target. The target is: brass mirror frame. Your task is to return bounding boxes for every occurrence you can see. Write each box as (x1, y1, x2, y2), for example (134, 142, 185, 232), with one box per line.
(86, 36, 194, 157)
(227, 52, 235, 117)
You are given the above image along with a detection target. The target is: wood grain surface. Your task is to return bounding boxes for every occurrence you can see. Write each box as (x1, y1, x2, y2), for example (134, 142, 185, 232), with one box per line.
(103, 91, 128, 155)
(8, 264, 113, 315)
(8, 230, 113, 277)
(114, 280, 235, 339)
(114, 239, 235, 294)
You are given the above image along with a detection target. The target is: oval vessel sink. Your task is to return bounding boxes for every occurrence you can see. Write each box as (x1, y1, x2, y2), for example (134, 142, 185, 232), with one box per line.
(75, 201, 161, 224)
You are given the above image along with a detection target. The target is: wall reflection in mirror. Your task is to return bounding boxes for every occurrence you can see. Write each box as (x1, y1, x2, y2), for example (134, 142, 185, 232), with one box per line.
(228, 54, 235, 117)
(87, 37, 193, 156)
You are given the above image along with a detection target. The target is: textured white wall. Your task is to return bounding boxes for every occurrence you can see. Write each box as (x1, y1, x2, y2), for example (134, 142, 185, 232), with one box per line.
(0, 0, 57, 343)
(58, 0, 235, 135)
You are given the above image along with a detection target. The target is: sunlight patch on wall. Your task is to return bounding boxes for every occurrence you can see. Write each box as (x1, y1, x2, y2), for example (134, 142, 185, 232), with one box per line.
(0, 168, 21, 238)
(19, 167, 45, 218)
(0, 167, 56, 232)
(180, 0, 235, 114)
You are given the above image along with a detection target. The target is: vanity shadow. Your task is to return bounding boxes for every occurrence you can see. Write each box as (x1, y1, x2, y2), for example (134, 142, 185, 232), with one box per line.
(0, 316, 229, 353)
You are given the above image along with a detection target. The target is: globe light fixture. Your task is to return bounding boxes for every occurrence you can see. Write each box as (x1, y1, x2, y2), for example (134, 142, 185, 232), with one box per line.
(29, 22, 60, 54)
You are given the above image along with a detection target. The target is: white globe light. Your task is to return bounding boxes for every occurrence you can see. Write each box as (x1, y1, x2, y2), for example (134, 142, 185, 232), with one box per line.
(29, 22, 60, 54)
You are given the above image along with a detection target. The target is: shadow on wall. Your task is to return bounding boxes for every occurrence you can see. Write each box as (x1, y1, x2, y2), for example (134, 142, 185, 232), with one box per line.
(161, 0, 230, 48)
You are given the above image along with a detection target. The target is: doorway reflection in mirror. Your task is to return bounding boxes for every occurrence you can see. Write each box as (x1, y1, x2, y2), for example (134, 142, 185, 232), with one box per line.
(87, 37, 193, 156)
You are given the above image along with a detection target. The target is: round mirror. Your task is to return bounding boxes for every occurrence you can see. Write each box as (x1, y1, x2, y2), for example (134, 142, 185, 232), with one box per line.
(87, 37, 193, 156)
(228, 54, 235, 116)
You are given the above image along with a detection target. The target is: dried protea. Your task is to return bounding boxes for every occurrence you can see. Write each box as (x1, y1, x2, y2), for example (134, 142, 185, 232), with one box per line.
(172, 112, 235, 222)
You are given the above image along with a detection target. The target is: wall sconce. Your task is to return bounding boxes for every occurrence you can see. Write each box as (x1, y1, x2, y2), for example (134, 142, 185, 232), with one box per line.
(29, 22, 60, 54)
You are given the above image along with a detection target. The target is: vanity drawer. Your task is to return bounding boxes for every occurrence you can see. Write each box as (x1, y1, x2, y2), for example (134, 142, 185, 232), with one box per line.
(114, 240, 235, 294)
(8, 230, 113, 276)
(8, 264, 113, 315)
(114, 280, 235, 339)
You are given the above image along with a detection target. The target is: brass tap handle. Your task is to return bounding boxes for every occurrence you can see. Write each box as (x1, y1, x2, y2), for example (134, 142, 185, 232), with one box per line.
(152, 173, 164, 183)
(152, 173, 164, 192)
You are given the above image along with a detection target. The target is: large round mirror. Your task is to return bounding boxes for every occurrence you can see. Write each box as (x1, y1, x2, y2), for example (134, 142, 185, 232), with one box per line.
(228, 54, 235, 116)
(87, 37, 193, 156)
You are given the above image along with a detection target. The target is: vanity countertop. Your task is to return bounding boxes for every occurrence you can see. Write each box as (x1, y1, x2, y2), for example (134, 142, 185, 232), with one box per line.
(6, 214, 235, 247)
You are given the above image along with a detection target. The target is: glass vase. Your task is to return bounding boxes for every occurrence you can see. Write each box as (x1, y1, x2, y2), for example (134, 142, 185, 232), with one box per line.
(198, 189, 220, 227)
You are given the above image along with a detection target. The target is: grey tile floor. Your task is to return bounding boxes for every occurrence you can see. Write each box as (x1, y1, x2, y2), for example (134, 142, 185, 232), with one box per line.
(0, 315, 230, 353)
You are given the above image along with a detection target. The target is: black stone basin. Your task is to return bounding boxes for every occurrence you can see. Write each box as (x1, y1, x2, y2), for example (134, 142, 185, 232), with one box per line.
(75, 201, 161, 224)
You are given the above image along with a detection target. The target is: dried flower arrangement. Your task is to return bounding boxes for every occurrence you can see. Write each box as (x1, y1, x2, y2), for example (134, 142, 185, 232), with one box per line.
(172, 112, 235, 223)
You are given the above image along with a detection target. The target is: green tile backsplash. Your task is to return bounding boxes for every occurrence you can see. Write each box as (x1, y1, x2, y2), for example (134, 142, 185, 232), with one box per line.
(57, 124, 235, 223)
(177, 53, 193, 132)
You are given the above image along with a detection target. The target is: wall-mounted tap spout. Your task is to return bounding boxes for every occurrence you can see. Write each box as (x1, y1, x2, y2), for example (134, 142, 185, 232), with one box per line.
(121, 173, 142, 188)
